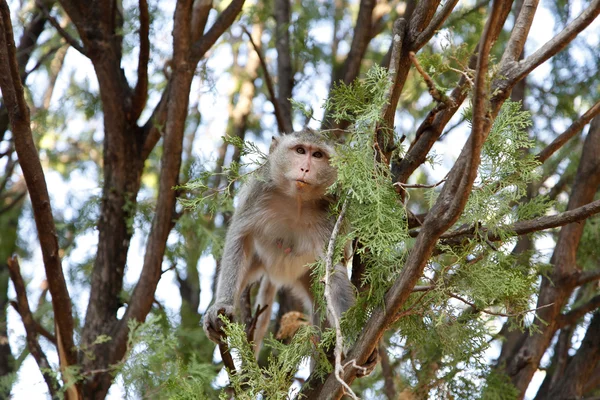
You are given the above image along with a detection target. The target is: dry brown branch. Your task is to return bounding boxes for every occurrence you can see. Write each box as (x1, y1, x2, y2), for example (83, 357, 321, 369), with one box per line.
(413, 0, 460, 48)
(305, 3, 514, 398)
(377, 18, 407, 160)
(439, 198, 600, 241)
(274, 0, 294, 133)
(35, 0, 86, 55)
(322, 199, 357, 399)
(394, 178, 446, 189)
(241, 26, 288, 134)
(131, 0, 150, 121)
(447, 291, 554, 317)
(536, 100, 600, 163)
(6, 257, 59, 397)
(0, 3, 78, 395)
(245, 303, 269, 344)
(500, 0, 540, 65)
(190, 0, 245, 64)
(558, 295, 600, 328)
(10, 301, 56, 344)
(576, 269, 600, 286)
(191, 0, 212, 42)
(506, 0, 600, 84)
(409, 51, 452, 105)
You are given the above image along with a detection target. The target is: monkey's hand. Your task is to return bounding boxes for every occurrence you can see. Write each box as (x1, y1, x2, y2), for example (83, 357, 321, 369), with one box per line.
(203, 303, 234, 343)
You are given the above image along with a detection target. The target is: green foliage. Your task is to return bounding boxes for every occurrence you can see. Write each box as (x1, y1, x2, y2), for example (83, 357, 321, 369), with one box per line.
(178, 135, 266, 215)
(319, 65, 411, 343)
(117, 316, 219, 399)
(458, 100, 551, 233)
(220, 316, 330, 399)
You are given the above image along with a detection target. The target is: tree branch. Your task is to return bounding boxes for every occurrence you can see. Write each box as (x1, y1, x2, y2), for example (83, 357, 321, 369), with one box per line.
(506, 0, 600, 84)
(36, 0, 86, 56)
(308, 2, 513, 397)
(241, 26, 288, 134)
(377, 18, 406, 159)
(576, 269, 600, 287)
(274, 0, 294, 133)
(438, 198, 600, 241)
(10, 301, 56, 344)
(131, 0, 149, 121)
(500, 0, 539, 65)
(0, 0, 78, 381)
(190, 0, 245, 64)
(536, 100, 600, 163)
(558, 295, 600, 328)
(6, 257, 59, 397)
(191, 0, 212, 42)
(413, 0, 460, 49)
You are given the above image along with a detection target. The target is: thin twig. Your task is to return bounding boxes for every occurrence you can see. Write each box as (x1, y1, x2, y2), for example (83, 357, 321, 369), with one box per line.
(439, 198, 600, 241)
(23, 44, 63, 78)
(323, 198, 358, 399)
(245, 303, 269, 343)
(558, 294, 600, 328)
(508, 0, 600, 84)
(6, 256, 59, 396)
(536, 100, 600, 163)
(394, 177, 446, 189)
(447, 291, 554, 317)
(241, 26, 288, 134)
(35, 0, 86, 56)
(409, 51, 453, 106)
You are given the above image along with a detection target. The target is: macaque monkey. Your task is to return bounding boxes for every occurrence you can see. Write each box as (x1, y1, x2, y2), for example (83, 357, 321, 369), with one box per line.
(203, 129, 356, 355)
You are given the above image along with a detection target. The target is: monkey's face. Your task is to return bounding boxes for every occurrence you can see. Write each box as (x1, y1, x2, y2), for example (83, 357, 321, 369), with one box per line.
(270, 135, 337, 200)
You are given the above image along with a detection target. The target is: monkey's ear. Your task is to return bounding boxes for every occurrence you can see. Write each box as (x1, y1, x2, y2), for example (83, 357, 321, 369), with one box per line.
(269, 136, 279, 153)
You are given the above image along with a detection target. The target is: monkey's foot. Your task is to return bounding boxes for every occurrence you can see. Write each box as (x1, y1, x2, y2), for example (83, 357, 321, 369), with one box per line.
(355, 348, 379, 378)
(202, 304, 234, 344)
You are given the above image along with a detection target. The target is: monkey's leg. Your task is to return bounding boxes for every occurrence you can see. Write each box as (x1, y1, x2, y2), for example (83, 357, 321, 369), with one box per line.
(253, 277, 276, 357)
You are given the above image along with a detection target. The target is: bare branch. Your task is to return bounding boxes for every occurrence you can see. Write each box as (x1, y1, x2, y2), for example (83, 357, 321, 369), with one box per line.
(191, 0, 212, 42)
(10, 301, 56, 344)
(536, 100, 600, 163)
(242, 26, 288, 134)
(131, 0, 150, 121)
(323, 199, 358, 399)
(576, 269, 600, 287)
(7, 257, 59, 397)
(0, 0, 77, 377)
(439, 198, 600, 241)
(190, 0, 245, 64)
(36, 0, 86, 56)
(339, 0, 376, 85)
(274, 0, 294, 133)
(413, 0, 460, 49)
(558, 295, 600, 328)
(447, 291, 554, 317)
(500, 0, 540, 65)
(22, 44, 63, 79)
(507, 0, 600, 84)
(409, 51, 453, 106)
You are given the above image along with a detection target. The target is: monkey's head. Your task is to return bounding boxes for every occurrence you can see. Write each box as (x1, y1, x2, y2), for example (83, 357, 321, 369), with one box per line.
(268, 130, 337, 201)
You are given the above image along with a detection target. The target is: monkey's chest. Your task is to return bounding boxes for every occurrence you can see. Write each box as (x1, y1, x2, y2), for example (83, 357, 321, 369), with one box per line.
(253, 222, 325, 285)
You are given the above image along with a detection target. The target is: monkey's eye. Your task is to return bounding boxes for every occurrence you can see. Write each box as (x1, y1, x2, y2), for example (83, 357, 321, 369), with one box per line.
(313, 151, 323, 159)
(296, 147, 306, 155)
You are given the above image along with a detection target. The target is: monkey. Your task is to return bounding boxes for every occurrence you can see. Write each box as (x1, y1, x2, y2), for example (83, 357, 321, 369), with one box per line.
(202, 129, 377, 375)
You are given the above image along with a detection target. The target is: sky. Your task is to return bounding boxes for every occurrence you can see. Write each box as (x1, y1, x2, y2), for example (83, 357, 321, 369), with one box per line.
(4, 0, 599, 398)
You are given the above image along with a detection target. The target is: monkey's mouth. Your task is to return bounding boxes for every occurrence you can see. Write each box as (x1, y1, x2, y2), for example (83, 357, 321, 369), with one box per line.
(295, 179, 309, 188)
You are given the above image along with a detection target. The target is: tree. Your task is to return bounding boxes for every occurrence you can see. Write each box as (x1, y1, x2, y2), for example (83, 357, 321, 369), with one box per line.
(0, 0, 599, 399)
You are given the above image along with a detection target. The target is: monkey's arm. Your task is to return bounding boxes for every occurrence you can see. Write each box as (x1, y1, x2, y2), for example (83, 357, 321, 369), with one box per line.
(203, 216, 254, 343)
